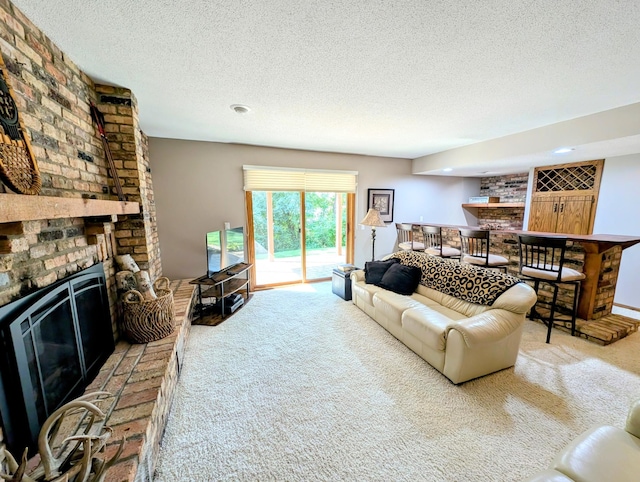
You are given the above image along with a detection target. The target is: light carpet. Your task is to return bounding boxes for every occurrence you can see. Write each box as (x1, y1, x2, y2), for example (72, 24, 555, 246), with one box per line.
(154, 282, 640, 481)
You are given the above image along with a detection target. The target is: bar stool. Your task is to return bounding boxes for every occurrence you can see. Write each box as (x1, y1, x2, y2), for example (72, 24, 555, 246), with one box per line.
(395, 223, 424, 251)
(458, 228, 509, 272)
(421, 225, 460, 259)
(518, 234, 585, 343)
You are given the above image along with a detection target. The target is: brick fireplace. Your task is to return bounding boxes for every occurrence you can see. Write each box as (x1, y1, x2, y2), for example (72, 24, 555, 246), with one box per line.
(0, 263, 115, 454)
(0, 1, 178, 480)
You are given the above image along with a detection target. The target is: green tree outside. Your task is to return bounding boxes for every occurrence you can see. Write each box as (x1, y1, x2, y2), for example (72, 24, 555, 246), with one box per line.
(252, 191, 346, 256)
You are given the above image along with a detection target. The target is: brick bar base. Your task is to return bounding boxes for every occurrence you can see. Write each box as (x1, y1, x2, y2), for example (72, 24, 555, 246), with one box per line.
(532, 308, 639, 345)
(85, 280, 195, 482)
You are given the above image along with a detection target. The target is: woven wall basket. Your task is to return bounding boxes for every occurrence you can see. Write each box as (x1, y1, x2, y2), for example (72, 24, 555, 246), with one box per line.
(122, 277, 175, 343)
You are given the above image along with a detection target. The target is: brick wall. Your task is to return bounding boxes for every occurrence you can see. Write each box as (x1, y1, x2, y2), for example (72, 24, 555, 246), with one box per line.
(479, 173, 528, 202)
(0, 1, 118, 308)
(476, 173, 528, 230)
(0, 0, 163, 471)
(595, 246, 621, 318)
(0, 12, 108, 198)
(95, 86, 162, 280)
(138, 128, 162, 279)
(475, 207, 525, 230)
(0, 1, 161, 309)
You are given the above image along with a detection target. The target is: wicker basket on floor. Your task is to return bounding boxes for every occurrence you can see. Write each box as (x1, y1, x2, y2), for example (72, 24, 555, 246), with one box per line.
(122, 277, 175, 343)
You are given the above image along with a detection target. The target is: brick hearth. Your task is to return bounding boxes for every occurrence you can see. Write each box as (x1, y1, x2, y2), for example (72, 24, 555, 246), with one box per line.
(84, 280, 195, 482)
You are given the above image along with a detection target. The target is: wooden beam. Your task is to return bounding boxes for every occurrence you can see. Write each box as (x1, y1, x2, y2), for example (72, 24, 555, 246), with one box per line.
(0, 194, 139, 223)
(244, 191, 257, 289)
(462, 202, 525, 209)
(346, 193, 355, 265)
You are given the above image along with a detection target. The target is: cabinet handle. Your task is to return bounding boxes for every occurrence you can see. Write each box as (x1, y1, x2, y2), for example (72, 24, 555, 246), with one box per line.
(560, 203, 564, 213)
(553, 203, 558, 213)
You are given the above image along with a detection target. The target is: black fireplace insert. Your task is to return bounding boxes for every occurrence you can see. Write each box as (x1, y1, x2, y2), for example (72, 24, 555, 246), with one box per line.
(0, 263, 115, 454)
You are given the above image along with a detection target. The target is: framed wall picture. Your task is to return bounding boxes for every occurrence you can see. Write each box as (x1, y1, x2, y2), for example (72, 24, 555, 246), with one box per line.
(367, 188, 394, 223)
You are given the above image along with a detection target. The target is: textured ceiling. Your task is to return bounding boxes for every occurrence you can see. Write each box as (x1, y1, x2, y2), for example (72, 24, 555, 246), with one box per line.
(10, 0, 640, 164)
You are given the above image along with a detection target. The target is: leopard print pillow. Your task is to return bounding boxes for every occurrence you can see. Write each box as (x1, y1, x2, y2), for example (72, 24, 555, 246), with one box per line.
(385, 250, 521, 306)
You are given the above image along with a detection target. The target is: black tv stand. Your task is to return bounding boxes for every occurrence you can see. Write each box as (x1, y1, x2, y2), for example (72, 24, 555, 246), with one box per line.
(225, 267, 240, 276)
(207, 262, 244, 278)
(190, 262, 252, 323)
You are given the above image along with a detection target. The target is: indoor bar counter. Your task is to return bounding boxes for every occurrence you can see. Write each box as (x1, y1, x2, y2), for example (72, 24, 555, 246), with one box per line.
(496, 231, 640, 321)
(408, 223, 640, 323)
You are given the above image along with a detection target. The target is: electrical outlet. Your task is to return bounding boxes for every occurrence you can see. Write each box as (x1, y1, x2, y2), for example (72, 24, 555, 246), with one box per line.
(224, 222, 231, 230)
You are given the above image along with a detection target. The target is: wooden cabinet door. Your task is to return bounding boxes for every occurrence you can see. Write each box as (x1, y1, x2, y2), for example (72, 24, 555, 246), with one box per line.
(528, 196, 559, 232)
(556, 195, 593, 235)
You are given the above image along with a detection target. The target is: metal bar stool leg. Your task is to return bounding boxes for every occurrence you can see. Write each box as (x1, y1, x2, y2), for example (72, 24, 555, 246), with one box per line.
(546, 284, 560, 344)
(530, 280, 540, 320)
(571, 281, 581, 337)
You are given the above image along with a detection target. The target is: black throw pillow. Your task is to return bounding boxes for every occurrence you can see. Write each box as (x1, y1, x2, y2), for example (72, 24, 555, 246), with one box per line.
(377, 263, 422, 295)
(364, 258, 400, 285)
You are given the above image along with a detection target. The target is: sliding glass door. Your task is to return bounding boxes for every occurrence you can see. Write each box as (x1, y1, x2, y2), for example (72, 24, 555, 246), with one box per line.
(247, 191, 353, 287)
(251, 191, 302, 286)
(243, 166, 356, 288)
(304, 192, 348, 280)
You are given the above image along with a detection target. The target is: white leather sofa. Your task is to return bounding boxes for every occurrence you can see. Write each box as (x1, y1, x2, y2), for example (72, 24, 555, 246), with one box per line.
(525, 399, 640, 482)
(350, 251, 537, 384)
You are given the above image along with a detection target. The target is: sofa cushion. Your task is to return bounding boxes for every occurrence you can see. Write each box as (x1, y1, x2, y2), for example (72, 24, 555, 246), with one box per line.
(414, 284, 491, 318)
(409, 290, 442, 309)
(386, 250, 521, 305)
(352, 281, 385, 307)
(378, 263, 422, 295)
(402, 305, 466, 351)
(373, 290, 425, 326)
(364, 258, 400, 285)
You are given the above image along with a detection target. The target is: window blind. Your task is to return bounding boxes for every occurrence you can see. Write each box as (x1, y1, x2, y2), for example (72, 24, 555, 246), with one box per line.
(243, 165, 357, 193)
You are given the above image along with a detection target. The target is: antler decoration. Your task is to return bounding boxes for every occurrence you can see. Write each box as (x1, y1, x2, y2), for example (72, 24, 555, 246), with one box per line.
(0, 448, 35, 482)
(0, 392, 125, 482)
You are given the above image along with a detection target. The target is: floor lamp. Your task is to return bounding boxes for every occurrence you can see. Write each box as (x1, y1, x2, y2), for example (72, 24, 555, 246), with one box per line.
(360, 208, 387, 261)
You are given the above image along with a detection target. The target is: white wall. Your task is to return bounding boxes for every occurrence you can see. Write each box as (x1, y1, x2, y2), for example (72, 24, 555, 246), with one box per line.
(412, 103, 640, 174)
(593, 155, 640, 309)
(149, 138, 479, 279)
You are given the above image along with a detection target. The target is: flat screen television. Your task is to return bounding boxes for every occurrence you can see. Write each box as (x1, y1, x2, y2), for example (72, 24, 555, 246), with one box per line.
(206, 226, 246, 277)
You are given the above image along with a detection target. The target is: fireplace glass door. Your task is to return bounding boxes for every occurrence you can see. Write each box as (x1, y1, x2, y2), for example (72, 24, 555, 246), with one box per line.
(17, 288, 84, 427)
(0, 263, 114, 453)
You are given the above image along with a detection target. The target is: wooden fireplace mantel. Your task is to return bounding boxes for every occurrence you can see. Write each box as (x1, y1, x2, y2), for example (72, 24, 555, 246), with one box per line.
(0, 193, 140, 223)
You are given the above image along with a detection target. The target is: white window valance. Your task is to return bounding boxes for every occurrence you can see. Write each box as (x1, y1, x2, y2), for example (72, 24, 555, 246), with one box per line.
(243, 165, 357, 193)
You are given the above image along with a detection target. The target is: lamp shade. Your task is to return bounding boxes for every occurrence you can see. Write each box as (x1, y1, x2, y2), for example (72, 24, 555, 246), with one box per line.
(360, 208, 386, 227)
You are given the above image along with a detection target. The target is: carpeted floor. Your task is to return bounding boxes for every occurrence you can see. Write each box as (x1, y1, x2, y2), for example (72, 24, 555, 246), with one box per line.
(154, 282, 640, 481)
